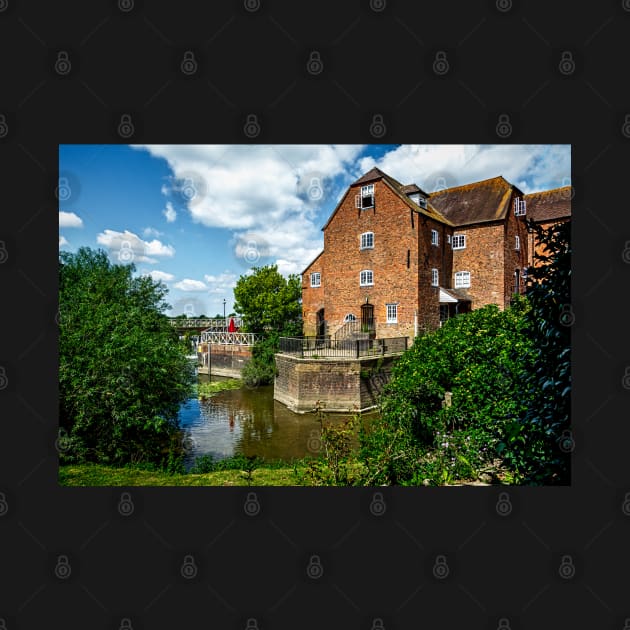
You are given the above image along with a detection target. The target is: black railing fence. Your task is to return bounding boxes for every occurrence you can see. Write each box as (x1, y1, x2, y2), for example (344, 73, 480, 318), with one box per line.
(278, 336, 407, 358)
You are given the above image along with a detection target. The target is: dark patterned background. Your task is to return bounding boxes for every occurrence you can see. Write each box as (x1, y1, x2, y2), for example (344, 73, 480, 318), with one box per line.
(0, 0, 629, 628)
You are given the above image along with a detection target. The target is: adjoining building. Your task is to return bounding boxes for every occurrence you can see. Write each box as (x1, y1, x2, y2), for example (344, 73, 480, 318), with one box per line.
(301, 167, 571, 342)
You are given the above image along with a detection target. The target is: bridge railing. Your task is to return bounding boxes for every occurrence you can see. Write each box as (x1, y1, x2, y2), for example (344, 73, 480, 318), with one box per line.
(200, 331, 262, 346)
(169, 317, 244, 329)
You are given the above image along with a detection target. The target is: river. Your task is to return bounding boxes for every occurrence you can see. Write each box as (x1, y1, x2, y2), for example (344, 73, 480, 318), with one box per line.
(178, 375, 372, 470)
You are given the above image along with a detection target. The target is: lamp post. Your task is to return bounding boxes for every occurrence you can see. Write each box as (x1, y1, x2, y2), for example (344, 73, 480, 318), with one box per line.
(223, 299, 226, 329)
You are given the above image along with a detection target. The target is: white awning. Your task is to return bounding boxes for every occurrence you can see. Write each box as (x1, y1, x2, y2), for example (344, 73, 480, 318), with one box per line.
(439, 288, 458, 303)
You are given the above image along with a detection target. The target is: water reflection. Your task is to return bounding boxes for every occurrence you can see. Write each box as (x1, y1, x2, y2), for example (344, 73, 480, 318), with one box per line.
(178, 376, 372, 470)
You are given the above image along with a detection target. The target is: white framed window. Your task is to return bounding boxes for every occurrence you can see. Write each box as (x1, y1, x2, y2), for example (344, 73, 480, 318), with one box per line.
(360, 269, 373, 286)
(454, 271, 471, 288)
(431, 268, 439, 286)
(344, 313, 357, 322)
(447, 234, 452, 244)
(431, 229, 439, 246)
(310, 272, 321, 287)
(386, 303, 398, 323)
(452, 233, 466, 249)
(360, 232, 374, 249)
(515, 235, 520, 250)
(514, 198, 526, 216)
(355, 184, 375, 209)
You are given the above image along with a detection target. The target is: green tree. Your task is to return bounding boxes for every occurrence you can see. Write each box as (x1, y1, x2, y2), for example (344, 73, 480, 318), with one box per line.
(59, 247, 195, 469)
(500, 220, 571, 484)
(233, 264, 302, 335)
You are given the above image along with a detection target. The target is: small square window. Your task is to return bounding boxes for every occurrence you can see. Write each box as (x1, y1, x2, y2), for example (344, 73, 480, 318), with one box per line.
(310, 272, 321, 288)
(431, 268, 439, 287)
(357, 184, 374, 209)
(452, 234, 466, 249)
(431, 229, 439, 246)
(386, 303, 398, 323)
(360, 232, 374, 249)
(454, 271, 470, 288)
(360, 270, 373, 286)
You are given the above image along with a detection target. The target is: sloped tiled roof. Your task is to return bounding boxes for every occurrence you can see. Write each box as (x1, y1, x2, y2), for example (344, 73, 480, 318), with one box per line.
(440, 287, 472, 302)
(428, 176, 516, 226)
(352, 167, 403, 188)
(524, 187, 572, 223)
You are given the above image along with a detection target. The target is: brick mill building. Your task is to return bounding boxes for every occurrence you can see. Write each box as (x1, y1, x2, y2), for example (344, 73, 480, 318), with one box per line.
(301, 167, 571, 342)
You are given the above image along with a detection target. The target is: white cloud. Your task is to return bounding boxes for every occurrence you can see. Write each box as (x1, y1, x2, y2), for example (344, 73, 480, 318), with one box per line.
(163, 201, 177, 223)
(96, 229, 175, 264)
(359, 144, 571, 194)
(59, 211, 83, 228)
(145, 270, 175, 282)
(59, 235, 69, 248)
(143, 226, 163, 238)
(174, 278, 207, 291)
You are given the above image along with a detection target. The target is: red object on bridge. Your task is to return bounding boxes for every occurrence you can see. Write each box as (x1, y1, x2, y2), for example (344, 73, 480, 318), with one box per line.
(228, 317, 236, 332)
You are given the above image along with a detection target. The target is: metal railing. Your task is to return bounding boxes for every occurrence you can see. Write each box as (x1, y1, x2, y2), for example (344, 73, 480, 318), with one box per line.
(333, 320, 375, 341)
(169, 317, 243, 329)
(200, 331, 262, 345)
(278, 336, 407, 358)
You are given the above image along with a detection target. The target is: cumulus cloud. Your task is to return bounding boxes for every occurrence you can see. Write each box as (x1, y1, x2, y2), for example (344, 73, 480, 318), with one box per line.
(358, 144, 571, 194)
(163, 201, 177, 223)
(143, 226, 163, 238)
(133, 144, 363, 274)
(96, 229, 175, 264)
(59, 235, 69, 247)
(173, 278, 207, 291)
(59, 211, 83, 228)
(144, 270, 174, 282)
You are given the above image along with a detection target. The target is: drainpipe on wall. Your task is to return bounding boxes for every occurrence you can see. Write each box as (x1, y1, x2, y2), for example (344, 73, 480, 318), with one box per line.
(414, 310, 418, 338)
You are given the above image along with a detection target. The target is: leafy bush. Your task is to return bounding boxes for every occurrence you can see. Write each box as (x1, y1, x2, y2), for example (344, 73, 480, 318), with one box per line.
(59, 247, 195, 469)
(242, 333, 280, 387)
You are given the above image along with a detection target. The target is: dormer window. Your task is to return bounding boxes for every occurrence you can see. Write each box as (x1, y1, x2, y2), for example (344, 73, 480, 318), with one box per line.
(409, 192, 427, 209)
(356, 184, 374, 209)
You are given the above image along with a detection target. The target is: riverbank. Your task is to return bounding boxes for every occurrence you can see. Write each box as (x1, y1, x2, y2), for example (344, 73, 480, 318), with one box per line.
(59, 462, 308, 486)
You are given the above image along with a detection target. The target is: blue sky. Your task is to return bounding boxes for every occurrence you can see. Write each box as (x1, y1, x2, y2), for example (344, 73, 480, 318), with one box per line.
(59, 144, 571, 316)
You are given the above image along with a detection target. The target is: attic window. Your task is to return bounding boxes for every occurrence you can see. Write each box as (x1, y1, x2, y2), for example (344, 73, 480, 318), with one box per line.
(356, 184, 374, 209)
(514, 198, 526, 216)
(409, 192, 427, 209)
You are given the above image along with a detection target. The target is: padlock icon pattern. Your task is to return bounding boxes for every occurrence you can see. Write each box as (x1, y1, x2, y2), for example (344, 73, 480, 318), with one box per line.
(307, 429, 322, 453)
(0, 366, 7, 390)
(308, 177, 323, 201)
(624, 618, 630, 630)
(370, 114, 386, 139)
(558, 303, 574, 327)
(432, 554, 449, 579)
(434, 176, 447, 192)
(433, 50, 449, 75)
(245, 618, 259, 630)
(561, 176, 574, 200)
(244, 491, 260, 516)
(496, 491, 512, 516)
(307, 51, 323, 75)
(370, 0, 386, 11)
(244, 240, 260, 263)
(621, 492, 630, 516)
(55, 427, 71, 453)
(557, 429, 574, 453)
(118, 491, 134, 516)
(0, 0, 7, 12)
(118, 240, 134, 263)
(558, 50, 575, 76)
(54, 554, 72, 579)
(495, 0, 512, 12)
(0, 491, 8, 516)
(496, 114, 512, 138)
(181, 177, 197, 201)
(184, 303, 195, 317)
(622, 115, 630, 139)
(622, 241, 630, 264)
(118, 114, 134, 138)
(558, 554, 575, 579)
(369, 491, 386, 516)
(306, 554, 323, 579)
(244, 0, 261, 11)
(0, 114, 7, 138)
(371, 618, 385, 630)
(56, 176, 72, 202)
(0, 618, 6, 630)
(119, 618, 133, 630)
(622, 367, 630, 390)
(55, 51, 71, 76)
(243, 114, 261, 138)
(181, 50, 198, 75)
(497, 618, 511, 630)
(181, 554, 197, 579)
(118, 0, 134, 11)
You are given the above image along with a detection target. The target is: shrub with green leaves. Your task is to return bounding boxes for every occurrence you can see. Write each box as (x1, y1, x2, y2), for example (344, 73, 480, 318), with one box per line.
(59, 247, 195, 469)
